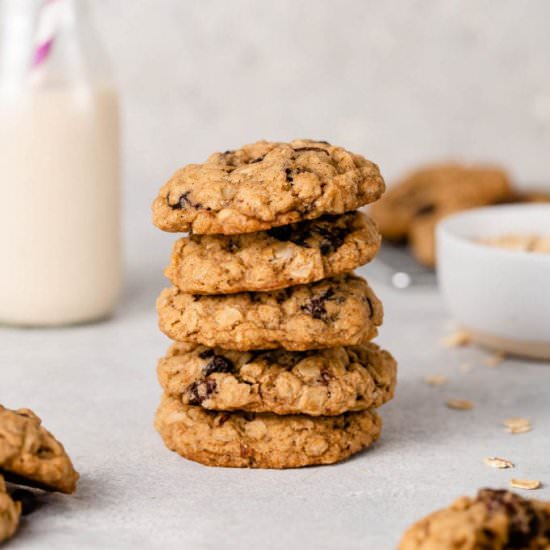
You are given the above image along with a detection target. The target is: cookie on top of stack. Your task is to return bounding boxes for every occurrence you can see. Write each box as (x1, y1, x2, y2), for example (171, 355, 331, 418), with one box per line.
(152, 139, 397, 468)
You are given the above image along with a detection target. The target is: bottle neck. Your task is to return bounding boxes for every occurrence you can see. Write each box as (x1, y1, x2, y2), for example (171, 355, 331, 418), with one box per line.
(0, 0, 108, 96)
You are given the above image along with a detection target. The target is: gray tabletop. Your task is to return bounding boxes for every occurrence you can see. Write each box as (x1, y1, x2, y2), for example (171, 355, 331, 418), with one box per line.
(1, 261, 549, 550)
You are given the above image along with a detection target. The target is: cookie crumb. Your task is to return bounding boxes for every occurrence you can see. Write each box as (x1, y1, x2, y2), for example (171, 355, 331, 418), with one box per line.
(446, 399, 474, 410)
(425, 375, 448, 386)
(483, 351, 506, 367)
(509, 478, 541, 490)
(441, 329, 471, 348)
(503, 417, 532, 434)
(484, 456, 514, 469)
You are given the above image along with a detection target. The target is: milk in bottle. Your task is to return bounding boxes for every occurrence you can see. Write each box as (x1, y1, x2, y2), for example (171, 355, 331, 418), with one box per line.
(0, 0, 121, 325)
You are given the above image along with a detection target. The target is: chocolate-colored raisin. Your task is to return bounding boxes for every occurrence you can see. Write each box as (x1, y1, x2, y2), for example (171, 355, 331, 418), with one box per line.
(301, 288, 335, 320)
(275, 288, 292, 304)
(319, 229, 346, 255)
(169, 191, 203, 210)
(176, 192, 190, 210)
(187, 379, 217, 405)
(285, 168, 294, 183)
(203, 355, 234, 376)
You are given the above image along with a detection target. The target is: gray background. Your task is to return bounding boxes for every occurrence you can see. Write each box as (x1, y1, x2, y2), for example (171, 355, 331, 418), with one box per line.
(2, 2, 550, 549)
(90, 0, 550, 273)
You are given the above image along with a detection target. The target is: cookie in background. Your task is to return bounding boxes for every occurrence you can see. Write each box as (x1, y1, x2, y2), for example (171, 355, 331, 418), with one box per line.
(369, 162, 549, 267)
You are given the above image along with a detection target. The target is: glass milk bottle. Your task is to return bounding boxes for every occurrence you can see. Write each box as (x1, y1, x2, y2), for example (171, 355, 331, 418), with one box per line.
(0, 0, 121, 325)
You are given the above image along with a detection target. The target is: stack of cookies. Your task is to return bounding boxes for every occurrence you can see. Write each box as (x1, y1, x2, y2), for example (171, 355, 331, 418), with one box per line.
(152, 139, 397, 468)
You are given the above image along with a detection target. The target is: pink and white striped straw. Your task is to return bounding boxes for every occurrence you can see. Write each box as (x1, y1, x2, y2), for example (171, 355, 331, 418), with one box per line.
(32, 0, 60, 68)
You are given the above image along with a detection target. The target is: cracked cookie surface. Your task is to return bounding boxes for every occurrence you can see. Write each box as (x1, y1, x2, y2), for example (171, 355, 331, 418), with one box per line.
(165, 212, 381, 294)
(0, 405, 79, 494)
(0, 475, 20, 544)
(152, 139, 385, 234)
(158, 342, 396, 416)
(370, 163, 511, 266)
(398, 488, 550, 550)
(155, 393, 381, 468)
(157, 275, 383, 351)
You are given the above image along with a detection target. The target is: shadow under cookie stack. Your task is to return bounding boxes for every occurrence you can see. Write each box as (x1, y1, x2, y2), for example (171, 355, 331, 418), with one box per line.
(152, 139, 397, 468)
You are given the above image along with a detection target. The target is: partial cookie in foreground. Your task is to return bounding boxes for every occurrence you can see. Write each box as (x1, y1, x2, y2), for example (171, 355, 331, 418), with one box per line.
(152, 139, 385, 234)
(398, 488, 550, 549)
(157, 275, 383, 351)
(165, 212, 381, 294)
(0, 475, 20, 544)
(0, 405, 79, 494)
(158, 342, 397, 416)
(155, 394, 381, 468)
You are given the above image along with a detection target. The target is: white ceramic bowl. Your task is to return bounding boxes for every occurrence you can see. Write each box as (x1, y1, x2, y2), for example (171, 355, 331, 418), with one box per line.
(437, 204, 550, 360)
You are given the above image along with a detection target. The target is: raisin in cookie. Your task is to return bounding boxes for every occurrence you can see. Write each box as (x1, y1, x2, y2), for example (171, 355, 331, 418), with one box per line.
(398, 488, 550, 549)
(158, 342, 396, 416)
(152, 140, 385, 234)
(0, 405, 79, 494)
(0, 475, 20, 544)
(157, 275, 383, 351)
(370, 163, 511, 266)
(166, 212, 381, 294)
(155, 394, 381, 468)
